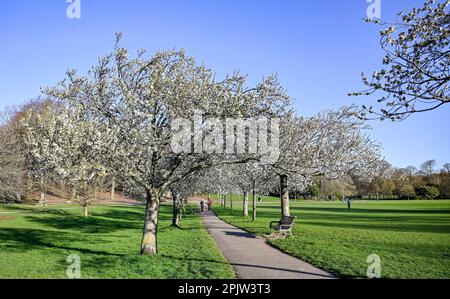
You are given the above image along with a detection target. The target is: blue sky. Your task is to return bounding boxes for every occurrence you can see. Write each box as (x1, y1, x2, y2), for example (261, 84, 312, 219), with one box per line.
(0, 0, 449, 169)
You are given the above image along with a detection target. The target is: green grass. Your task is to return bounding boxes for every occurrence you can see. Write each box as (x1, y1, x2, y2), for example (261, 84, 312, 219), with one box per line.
(213, 199, 450, 279)
(210, 193, 280, 202)
(0, 203, 235, 279)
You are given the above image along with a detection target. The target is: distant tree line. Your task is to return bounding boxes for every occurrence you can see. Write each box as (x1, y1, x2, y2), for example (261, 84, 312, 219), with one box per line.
(288, 160, 450, 200)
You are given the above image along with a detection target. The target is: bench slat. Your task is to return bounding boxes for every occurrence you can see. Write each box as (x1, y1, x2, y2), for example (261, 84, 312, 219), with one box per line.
(280, 216, 295, 225)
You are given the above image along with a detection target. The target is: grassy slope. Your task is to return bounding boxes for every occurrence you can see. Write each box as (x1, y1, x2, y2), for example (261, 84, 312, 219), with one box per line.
(213, 200, 450, 279)
(0, 204, 235, 279)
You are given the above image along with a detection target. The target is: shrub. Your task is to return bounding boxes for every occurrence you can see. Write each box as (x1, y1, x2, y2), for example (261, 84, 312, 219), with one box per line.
(415, 186, 440, 199)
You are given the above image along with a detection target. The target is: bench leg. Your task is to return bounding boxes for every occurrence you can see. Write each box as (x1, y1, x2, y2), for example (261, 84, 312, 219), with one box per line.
(265, 231, 278, 240)
(268, 230, 294, 240)
(276, 231, 283, 240)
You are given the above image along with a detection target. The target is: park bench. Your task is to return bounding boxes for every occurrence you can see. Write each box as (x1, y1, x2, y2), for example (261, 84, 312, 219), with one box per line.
(266, 215, 296, 240)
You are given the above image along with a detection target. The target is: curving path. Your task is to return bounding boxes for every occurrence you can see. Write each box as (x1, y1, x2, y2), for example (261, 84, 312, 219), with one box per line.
(200, 206, 335, 279)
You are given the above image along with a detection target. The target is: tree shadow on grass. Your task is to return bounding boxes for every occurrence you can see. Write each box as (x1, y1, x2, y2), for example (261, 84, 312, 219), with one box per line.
(299, 220, 450, 234)
(287, 206, 450, 215)
(0, 227, 124, 256)
(24, 206, 202, 236)
(218, 208, 281, 219)
(218, 213, 450, 235)
(90, 205, 175, 222)
(91, 209, 144, 222)
(158, 224, 203, 233)
(0, 204, 75, 216)
(25, 214, 139, 234)
(242, 206, 450, 234)
(254, 204, 450, 216)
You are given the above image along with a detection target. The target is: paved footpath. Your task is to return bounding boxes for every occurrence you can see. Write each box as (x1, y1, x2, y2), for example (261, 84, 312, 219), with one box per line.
(200, 208, 335, 279)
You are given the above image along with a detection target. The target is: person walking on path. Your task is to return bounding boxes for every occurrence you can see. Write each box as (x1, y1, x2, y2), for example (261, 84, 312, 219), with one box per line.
(207, 198, 213, 211)
(200, 200, 205, 213)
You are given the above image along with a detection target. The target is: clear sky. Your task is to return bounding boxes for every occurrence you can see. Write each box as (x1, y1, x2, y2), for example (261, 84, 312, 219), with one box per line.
(0, 0, 449, 169)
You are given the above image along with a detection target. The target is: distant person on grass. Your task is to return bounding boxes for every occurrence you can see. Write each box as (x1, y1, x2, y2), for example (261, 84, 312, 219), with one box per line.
(347, 198, 351, 209)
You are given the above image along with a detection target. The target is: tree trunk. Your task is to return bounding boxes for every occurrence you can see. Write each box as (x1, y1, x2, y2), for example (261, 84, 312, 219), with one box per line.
(243, 191, 249, 217)
(181, 197, 188, 217)
(320, 177, 324, 200)
(141, 189, 160, 255)
(223, 193, 227, 209)
(38, 178, 47, 207)
(280, 174, 290, 216)
(25, 177, 33, 202)
(252, 189, 256, 221)
(179, 197, 184, 219)
(230, 193, 233, 214)
(39, 190, 46, 207)
(172, 192, 181, 227)
(83, 206, 89, 217)
(110, 178, 115, 201)
(71, 187, 77, 201)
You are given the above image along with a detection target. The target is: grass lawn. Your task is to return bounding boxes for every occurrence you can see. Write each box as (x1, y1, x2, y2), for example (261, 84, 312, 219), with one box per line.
(0, 203, 235, 279)
(213, 199, 450, 279)
(210, 193, 280, 203)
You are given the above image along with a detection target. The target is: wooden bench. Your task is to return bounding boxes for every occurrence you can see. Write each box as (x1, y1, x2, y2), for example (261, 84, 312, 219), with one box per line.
(266, 215, 296, 239)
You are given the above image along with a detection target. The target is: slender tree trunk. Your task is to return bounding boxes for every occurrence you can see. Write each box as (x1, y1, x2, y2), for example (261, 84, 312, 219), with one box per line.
(83, 206, 89, 217)
(172, 192, 181, 227)
(39, 190, 46, 207)
(230, 193, 233, 214)
(38, 178, 47, 207)
(180, 198, 184, 219)
(320, 177, 324, 200)
(252, 189, 256, 221)
(110, 178, 115, 201)
(223, 193, 227, 209)
(71, 187, 77, 201)
(25, 177, 33, 201)
(243, 191, 249, 217)
(184, 198, 188, 213)
(141, 189, 160, 255)
(280, 174, 290, 216)
(179, 197, 184, 218)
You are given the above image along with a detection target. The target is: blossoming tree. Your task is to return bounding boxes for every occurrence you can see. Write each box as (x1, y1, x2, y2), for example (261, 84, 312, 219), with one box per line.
(42, 35, 292, 255)
(271, 107, 382, 216)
